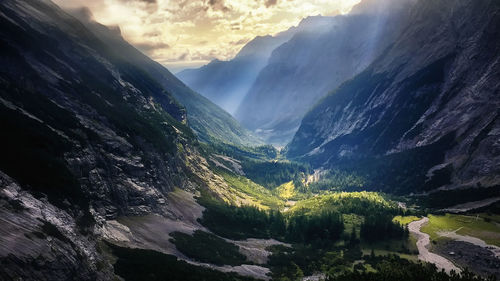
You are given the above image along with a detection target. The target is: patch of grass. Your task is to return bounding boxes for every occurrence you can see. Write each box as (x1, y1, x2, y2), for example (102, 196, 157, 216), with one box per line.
(169, 230, 247, 266)
(421, 214, 500, 246)
(287, 192, 399, 216)
(392, 216, 421, 226)
(276, 181, 295, 200)
(219, 170, 285, 209)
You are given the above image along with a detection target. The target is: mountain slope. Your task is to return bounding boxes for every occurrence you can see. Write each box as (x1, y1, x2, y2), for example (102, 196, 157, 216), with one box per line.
(287, 0, 500, 193)
(0, 0, 257, 279)
(235, 1, 413, 145)
(71, 9, 261, 147)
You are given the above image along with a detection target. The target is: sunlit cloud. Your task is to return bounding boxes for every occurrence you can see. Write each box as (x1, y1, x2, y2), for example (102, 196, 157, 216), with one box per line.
(53, 0, 361, 72)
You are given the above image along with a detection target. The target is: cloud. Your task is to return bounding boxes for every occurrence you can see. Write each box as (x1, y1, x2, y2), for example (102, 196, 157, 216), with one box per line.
(177, 52, 189, 60)
(208, 0, 230, 11)
(135, 42, 170, 53)
(119, 0, 157, 5)
(53, 0, 361, 71)
(265, 0, 277, 8)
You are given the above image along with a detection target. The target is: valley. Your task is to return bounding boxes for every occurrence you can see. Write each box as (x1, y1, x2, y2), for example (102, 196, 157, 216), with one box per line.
(0, 0, 499, 280)
(99, 143, 500, 280)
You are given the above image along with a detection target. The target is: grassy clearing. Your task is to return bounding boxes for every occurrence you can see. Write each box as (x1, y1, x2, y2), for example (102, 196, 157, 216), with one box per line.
(219, 171, 285, 210)
(287, 191, 398, 216)
(393, 215, 421, 226)
(421, 213, 500, 246)
(275, 181, 295, 200)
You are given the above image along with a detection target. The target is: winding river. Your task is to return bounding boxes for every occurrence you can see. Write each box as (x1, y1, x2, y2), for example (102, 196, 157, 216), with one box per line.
(408, 217, 461, 273)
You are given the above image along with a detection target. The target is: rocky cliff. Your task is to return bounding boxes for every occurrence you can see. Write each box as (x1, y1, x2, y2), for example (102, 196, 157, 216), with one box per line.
(287, 0, 500, 193)
(0, 0, 248, 279)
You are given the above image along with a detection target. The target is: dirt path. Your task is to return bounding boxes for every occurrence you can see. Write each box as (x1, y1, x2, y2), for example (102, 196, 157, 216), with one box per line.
(408, 217, 461, 273)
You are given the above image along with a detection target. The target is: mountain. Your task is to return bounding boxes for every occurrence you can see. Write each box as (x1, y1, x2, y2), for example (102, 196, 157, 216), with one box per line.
(176, 16, 339, 116)
(287, 0, 500, 194)
(0, 0, 260, 279)
(70, 9, 261, 147)
(176, 35, 291, 115)
(234, 0, 413, 145)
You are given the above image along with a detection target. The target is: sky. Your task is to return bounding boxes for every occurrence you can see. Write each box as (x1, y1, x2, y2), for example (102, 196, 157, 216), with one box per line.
(54, 0, 361, 72)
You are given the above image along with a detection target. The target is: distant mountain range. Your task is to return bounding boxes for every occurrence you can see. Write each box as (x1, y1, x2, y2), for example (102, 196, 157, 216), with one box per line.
(179, 1, 413, 145)
(176, 16, 340, 116)
(177, 34, 291, 115)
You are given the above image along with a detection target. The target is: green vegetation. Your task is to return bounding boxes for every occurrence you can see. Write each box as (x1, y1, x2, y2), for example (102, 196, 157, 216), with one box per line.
(328, 255, 495, 281)
(218, 171, 284, 209)
(287, 192, 400, 216)
(307, 169, 366, 192)
(108, 243, 256, 281)
(393, 215, 421, 226)
(169, 230, 247, 266)
(240, 160, 310, 189)
(285, 212, 344, 244)
(276, 181, 294, 200)
(203, 142, 278, 161)
(267, 244, 327, 280)
(360, 214, 408, 243)
(204, 142, 310, 193)
(197, 194, 286, 240)
(421, 214, 500, 246)
(198, 191, 344, 244)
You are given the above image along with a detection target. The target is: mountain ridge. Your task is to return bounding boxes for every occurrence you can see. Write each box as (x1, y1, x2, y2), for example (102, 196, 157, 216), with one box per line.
(287, 0, 500, 193)
(234, 0, 413, 144)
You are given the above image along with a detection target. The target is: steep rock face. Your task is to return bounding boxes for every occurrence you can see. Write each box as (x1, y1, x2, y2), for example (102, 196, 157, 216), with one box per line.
(0, 0, 198, 220)
(0, 172, 114, 281)
(235, 1, 412, 145)
(0, 0, 232, 279)
(287, 0, 500, 193)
